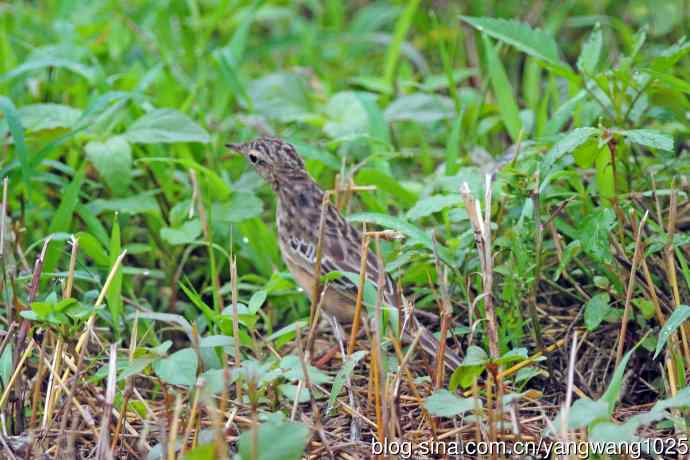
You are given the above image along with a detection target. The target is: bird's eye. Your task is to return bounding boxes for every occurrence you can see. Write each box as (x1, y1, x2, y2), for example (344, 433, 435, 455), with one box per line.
(248, 153, 258, 164)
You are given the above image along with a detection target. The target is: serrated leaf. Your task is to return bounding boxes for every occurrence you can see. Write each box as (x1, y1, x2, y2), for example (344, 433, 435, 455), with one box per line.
(577, 22, 603, 74)
(124, 109, 210, 144)
(622, 129, 673, 151)
(460, 16, 570, 73)
(85, 136, 133, 195)
(654, 305, 690, 358)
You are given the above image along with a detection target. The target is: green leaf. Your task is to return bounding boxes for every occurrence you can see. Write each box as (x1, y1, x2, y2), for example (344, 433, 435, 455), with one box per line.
(621, 129, 673, 151)
(160, 220, 203, 246)
(248, 290, 267, 314)
(654, 305, 690, 358)
(460, 16, 570, 74)
(496, 347, 528, 365)
(279, 355, 331, 385)
(542, 127, 599, 172)
(584, 293, 611, 331)
(75, 232, 110, 266)
(347, 212, 452, 264)
(323, 91, 369, 138)
(0, 103, 81, 136)
(108, 215, 123, 332)
(1, 45, 98, 82)
(89, 192, 160, 216)
(0, 344, 13, 388)
(577, 22, 603, 74)
(237, 419, 310, 460)
(594, 144, 615, 202)
(449, 345, 489, 390)
(577, 207, 616, 263)
(0, 96, 29, 190)
(43, 168, 86, 282)
(424, 390, 479, 417)
(570, 399, 610, 428)
(247, 72, 312, 122)
(383, 0, 422, 90)
(327, 350, 367, 414)
(384, 93, 455, 123)
(212, 193, 263, 223)
(124, 109, 210, 144)
(589, 420, 638, 443)
(153, 348, 198, 387)
(407, 194, 461, 220)
(601, 337, 644, 413)
(354, 169, 417, 208)
(85, 137, 132, 195)
(481, 34, 521, 142)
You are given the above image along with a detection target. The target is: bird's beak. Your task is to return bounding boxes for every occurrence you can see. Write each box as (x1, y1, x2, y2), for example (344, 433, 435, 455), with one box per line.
(225, 143, 244, 154)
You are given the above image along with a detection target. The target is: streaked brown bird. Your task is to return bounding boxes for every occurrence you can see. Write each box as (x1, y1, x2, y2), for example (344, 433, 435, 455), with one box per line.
(227, 137, 461, 369)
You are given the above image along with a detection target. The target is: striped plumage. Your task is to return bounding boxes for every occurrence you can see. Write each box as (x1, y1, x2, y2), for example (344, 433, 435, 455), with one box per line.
(227, 137, 461, 370)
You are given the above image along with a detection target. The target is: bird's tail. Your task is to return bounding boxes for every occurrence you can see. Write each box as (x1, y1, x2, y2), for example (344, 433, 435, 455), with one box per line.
(408, 316, 462, 371)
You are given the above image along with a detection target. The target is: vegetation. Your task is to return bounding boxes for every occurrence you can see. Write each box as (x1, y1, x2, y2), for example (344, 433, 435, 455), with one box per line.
(1, 0, 689, 458)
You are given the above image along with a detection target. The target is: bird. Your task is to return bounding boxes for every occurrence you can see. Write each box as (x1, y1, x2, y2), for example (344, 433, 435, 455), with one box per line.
(226, 137, 461, 370)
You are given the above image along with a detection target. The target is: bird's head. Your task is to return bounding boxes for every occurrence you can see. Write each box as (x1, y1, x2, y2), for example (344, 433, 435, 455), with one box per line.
(226, 137, 306, 187)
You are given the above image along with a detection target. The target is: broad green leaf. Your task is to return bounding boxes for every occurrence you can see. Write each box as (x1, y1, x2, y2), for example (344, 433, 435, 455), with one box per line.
(384, 93, 455, 123)
(445, 111, 463, 175)
(153, 348, 198, 387)
(85, 136, 132, 195)
(577, 207, 615, 263)
(654, 305, 690, 358)
(496, 347, 528, 365)
(247, 72, 312, 122)
(424, 390, 479, 417)
(124, 109, 210, 144)
(584, 293, 611, 331)
(279, 355, 331, 385)
(160, 220, 202, 246)
(354, 168, 417, 208)
(577, 22, 603, 74)
(621, 129, 673, 151)
(248, 289, 267, 314)
(323, 91, 369, 138)
(327, 350, 367, 414)
(482, 34, 522, 142)
(1, 45, 98, 82)
(237, 419, 310, 460)
(407, 194, 461, 220)
(542, 127, 599, 172)
(89, 192, 160, 216)
(212, 192, 263, 223)
(567, 398, 610, 429)
(0, 103, 81, 137)
(278, 384, 311, 403)
(460, 16, 570, 74)
(589, 420, 638, 443)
